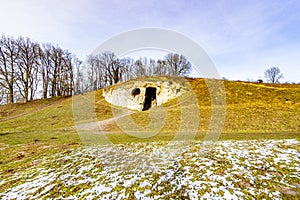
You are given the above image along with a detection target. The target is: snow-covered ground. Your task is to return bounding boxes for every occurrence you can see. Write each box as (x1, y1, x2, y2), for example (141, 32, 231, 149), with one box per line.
(0, 139, 299, 199)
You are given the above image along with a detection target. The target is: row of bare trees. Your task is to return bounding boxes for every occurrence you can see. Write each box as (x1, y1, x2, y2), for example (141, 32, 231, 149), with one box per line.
(0, 35, 192, 104)
(84, 51, 191, 91)
(0, 35, 77, 104)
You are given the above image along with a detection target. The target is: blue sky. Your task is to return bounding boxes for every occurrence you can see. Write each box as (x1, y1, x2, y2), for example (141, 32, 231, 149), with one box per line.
(1, 0, 299, 82)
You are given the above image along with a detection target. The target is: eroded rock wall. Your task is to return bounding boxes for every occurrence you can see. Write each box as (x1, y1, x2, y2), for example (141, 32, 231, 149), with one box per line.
(103, 79, 189, 111)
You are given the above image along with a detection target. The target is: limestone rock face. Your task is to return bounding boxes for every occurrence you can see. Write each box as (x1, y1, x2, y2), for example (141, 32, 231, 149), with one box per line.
(103, 78, 189, 111)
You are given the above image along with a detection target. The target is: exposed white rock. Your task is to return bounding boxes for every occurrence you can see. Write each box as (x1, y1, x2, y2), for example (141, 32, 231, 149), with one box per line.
(103, 78, 189, 111)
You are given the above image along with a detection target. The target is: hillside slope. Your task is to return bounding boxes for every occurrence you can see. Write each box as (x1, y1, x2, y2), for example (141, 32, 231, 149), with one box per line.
(0, 78, 299, 145)
(0, 77, 299, 180)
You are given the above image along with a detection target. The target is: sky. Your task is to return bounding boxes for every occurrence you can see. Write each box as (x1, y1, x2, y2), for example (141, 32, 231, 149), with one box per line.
(0, 0, 299, 82)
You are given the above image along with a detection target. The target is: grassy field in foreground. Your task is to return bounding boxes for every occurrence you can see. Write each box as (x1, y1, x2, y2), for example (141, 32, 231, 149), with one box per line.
(0, 77, 299, 176)
(1, 140, 299, 199)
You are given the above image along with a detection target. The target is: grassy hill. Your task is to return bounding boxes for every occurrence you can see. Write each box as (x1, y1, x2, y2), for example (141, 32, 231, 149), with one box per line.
(0, 77, 299, 173)
(0, 77, 299, 195)
(103, 78, 300, 143)
(1, 77, 299, 138)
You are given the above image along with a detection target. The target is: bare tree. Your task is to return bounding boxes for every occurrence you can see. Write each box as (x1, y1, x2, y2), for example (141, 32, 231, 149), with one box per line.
(47, 45, 74, 97)
(134, 57, 147, 77)
(155, 59, 167, 76)
(39, 44, 53, 99)
(148, 58, 156, 76)
(264, 67, 283, 83)
(74, 58, 83, 94)
(0, 39, 8, 104)
(0, 84, 6, 104)
(15, 37, 40, 102)
(60, 50, 74, 96)
(0, 35, 79, 104)
(86, 54, 98, 91)
(98, 51, 121, 85)
(0, 35, 19, 103)
(84, 52, 193, 89)
(50, 45, 63, 97)
(119, 57, 134, 81)
(39, 44, 75, 98)
(164, 53, 191, 76)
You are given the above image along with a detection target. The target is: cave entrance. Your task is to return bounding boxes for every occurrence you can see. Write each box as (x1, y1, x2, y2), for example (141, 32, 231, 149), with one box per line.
(142, 87, 157, 111)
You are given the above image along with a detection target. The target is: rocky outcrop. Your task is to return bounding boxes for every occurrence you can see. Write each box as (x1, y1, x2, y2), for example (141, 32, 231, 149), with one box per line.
(103, 78, 189, 111)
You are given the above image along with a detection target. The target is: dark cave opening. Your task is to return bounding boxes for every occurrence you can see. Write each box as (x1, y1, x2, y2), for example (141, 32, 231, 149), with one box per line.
(131, 88, 141, 97)
(142, 87, 157, 111)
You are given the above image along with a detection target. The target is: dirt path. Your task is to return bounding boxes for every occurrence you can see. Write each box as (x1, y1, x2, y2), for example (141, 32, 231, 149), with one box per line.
(76, 111, 133, 132)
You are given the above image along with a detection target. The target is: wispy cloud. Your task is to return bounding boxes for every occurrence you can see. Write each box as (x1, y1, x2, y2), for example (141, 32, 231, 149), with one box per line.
(0, 0, 299, 81)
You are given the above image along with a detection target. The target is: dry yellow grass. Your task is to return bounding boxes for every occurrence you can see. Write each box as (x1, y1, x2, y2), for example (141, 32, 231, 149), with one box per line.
(0, 77, 299, 181)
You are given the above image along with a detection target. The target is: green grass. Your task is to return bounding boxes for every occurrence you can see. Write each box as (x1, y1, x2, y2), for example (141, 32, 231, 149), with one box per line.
(0, 97, 68, 121)
(0, 77, 299, 176)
